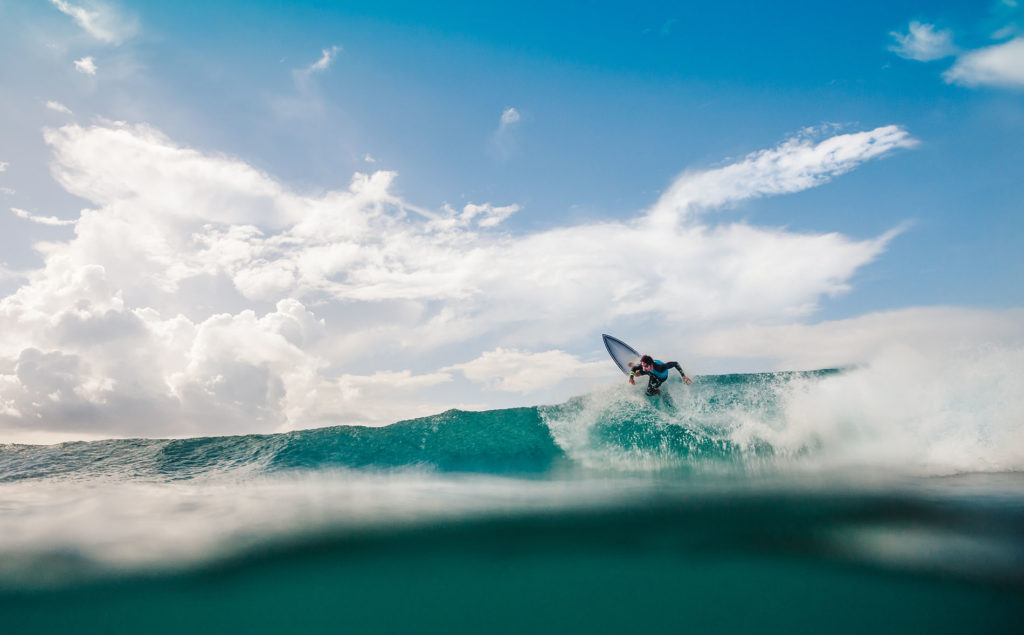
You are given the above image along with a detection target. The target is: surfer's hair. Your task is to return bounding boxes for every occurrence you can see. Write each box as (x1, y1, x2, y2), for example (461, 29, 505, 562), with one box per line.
(640, 355, 654, 365)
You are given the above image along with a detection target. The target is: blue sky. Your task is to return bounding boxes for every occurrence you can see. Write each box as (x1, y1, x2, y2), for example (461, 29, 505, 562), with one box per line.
(0, 0, 1022, 442)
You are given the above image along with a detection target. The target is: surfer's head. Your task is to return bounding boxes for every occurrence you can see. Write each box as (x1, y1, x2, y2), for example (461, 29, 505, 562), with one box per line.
(640, 355, 654, 369)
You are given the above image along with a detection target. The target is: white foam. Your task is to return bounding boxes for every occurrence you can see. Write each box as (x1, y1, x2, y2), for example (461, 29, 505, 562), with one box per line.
(543, 344, 1024, 476)
(767, 344, 1024, 475)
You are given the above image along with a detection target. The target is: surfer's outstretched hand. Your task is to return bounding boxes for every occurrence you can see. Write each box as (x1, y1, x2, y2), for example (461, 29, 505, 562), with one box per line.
(682, 376, 692, 386)
(629, 376, 635, 385)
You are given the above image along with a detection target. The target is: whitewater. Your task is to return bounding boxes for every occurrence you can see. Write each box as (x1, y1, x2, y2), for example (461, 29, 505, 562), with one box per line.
(2, 348, 1023, 634)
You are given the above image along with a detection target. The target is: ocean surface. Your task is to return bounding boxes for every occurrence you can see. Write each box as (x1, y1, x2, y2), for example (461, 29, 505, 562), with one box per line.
(2, 368, 1023, 634)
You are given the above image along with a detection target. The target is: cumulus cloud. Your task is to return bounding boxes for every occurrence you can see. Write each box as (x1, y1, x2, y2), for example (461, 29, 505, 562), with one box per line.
(889, 21, 958, 61)
(50, 0, 138, 45)
(890, 11, 1024, 91)
(944, 37, 1024, 88)
(10, 207, 77, 227)
(74, 56, 97, 75)
(0, 121, 916, 441)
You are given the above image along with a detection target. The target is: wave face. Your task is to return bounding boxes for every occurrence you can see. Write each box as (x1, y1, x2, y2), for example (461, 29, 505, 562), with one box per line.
(0, 407, 563, 482)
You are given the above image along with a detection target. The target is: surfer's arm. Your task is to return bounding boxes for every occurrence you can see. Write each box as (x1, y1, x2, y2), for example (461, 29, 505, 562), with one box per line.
(628, 365, 644, 385)
(662, 361, 693, 385)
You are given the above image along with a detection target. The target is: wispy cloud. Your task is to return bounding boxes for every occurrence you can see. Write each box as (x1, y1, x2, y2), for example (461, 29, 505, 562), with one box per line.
(46, 101, 74, 115)
(490, 106, 522, 160)
(0, 264, 27, 283)
(889, 21, 958, 61)
(277, 45, 343, 117)
(646, 125, 918, 226)
(308, 45, 341, 73)
(436, 202, 521, 229)
(944, 36, 1024, 88)
(0, 161, 11, 196)
(10, 207, 77, 227)
(446, 348, 606, 393)
(500, 106, 520, 126)
(49, 0, 138, 45)
(74, 56, 97, 75)
(293, 45, 341, 87)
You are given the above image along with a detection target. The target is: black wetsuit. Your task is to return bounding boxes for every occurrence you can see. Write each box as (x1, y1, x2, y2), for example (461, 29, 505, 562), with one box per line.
(630, 360, 684, 396)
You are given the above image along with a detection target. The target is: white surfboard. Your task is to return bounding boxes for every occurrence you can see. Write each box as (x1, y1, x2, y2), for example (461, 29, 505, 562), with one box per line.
(602, 334, 641, 376)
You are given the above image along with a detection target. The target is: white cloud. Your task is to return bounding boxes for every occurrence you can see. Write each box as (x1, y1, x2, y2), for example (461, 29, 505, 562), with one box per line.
(46, 101, 74, 115)
(0, 163, 12, 196)
(500, 107, 521, 126)
(944, 37, 1024, 88)
(490, 106, 523, 159)
(10, 207, 77, 227)
(0, 122, 917, 440)
(74, 56, 97, 75)
(50, 0, 138, 45)
(310, 46, 341, 72)
(447, 348, 606, 393)
(991, 24, 1021, 40)
(442, 202, 520, 228)
(280, 46, 343, 117)
(646, 125, 918, 227)
(889, 21, 958, 61)
(0, 267, 21, 287)
(294, 45, 341, 84)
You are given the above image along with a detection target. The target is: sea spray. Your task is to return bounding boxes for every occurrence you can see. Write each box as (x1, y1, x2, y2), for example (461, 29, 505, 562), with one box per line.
(765, 345, 1024, 474)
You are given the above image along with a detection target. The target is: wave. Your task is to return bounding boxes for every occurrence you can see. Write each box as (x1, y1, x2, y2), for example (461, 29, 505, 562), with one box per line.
(3, 344, 1022, 481)
(0, 407, 565, 481)
(0, 371, 813, 481)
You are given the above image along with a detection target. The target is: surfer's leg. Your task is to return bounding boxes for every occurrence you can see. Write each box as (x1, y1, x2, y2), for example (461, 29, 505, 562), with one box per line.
(645, 376, 663, 396)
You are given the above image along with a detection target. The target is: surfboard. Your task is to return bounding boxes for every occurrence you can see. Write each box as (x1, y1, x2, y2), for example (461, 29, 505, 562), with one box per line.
(602, 334, 641, 376)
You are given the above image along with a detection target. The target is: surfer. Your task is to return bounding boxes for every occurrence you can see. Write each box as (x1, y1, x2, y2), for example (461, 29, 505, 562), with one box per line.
(629, 355, 691, 397)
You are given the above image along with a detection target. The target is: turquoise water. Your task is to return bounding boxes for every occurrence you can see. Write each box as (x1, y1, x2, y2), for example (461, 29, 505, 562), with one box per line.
(2, 371, 1022, 633)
